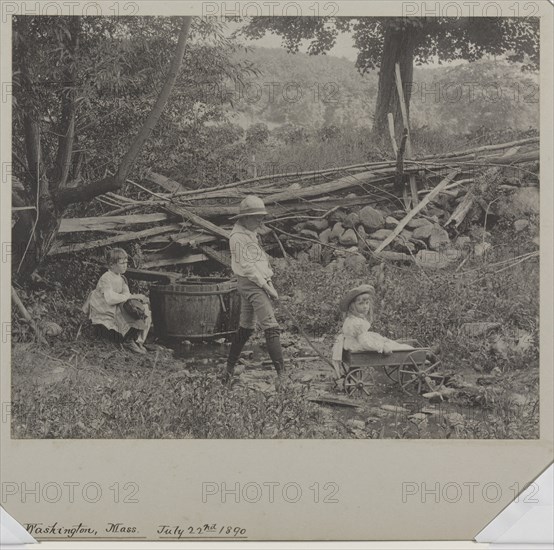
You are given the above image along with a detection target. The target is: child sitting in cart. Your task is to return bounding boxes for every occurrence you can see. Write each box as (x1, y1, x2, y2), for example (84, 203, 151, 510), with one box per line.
(331, 284, 413, 379)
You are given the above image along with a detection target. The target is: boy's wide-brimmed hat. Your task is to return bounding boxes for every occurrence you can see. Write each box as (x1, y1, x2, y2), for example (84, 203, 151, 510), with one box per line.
(230, 195, 268, 219)
(340, 284, 375, 312)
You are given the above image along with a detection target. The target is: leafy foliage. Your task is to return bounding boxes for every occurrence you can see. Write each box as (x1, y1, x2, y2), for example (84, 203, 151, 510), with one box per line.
(240, 17, 539, 73)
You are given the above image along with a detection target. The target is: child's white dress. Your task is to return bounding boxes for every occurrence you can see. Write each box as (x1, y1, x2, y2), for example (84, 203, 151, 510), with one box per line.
(331, 314, 413, 378)
(82, 270, 151, 340)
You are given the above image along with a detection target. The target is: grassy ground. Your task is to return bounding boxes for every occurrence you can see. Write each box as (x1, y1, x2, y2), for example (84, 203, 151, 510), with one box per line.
(10, 215, 539, 439)
(10, 129, 540, 439)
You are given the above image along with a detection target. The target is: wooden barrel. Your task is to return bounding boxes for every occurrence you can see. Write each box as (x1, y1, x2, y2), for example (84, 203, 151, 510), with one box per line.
(149, 277, 240, 340)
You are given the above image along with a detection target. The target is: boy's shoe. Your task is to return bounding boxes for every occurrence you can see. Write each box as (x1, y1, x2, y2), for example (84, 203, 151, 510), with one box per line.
(126, 341, 146, 354)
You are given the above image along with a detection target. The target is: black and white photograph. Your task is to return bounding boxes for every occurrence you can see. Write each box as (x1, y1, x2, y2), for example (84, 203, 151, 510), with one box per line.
(10, 10, 542, 441)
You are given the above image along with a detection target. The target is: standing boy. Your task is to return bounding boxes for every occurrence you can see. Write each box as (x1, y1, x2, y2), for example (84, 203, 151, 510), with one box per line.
(223, 195, 285, 386)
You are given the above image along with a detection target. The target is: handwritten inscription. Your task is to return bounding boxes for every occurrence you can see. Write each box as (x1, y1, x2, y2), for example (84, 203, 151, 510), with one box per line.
(105, 523, 137, 534)
(24, 523, 97, 538)
(157, 524, 247, 538)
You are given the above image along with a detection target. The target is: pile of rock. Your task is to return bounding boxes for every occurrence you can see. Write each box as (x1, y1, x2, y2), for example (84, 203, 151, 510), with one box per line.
(287, 204, 470, 270)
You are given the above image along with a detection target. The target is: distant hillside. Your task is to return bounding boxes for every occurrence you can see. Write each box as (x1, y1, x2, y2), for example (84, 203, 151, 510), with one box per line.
(225, 47, 538, 135)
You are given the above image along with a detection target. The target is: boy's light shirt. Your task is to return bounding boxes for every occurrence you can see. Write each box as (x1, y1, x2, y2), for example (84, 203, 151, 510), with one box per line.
(229, 222, 273, 288)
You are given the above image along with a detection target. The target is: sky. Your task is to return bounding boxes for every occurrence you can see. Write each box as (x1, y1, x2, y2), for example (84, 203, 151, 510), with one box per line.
(224, 20, 359, 61)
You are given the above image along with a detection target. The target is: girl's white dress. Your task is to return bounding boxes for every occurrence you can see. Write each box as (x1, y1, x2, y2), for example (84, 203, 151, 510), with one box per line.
(331, 314, 413, 378)
(82, 270, 151, 338)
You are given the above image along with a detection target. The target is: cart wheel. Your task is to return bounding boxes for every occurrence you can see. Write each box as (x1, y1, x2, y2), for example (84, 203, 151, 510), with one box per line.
(343, 368, 373, 398)
(398, 352, 443, 395)
(384, 366, 400, 382)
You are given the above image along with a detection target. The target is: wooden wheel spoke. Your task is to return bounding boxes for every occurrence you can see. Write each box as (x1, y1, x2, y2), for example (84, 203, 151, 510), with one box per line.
(423, 376, 437, 392)
(422, 361, 440, 374)
(399, 369, 417, 376)
(400, 377, 418, 390)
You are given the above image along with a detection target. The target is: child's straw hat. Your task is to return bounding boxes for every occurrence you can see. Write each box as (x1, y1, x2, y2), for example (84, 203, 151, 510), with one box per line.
(230, 195, 268, 219)
(340, 284, 375, 312)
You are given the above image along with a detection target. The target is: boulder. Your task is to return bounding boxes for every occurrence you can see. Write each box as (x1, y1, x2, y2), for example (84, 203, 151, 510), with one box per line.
(319, 228, 331, 244)
(299, 229, 319, 240)
(392, 241, 416, 254)
(428, 226, 451, 250)
(514, 219, 530, 232)
(406, 218, 432, 229)
(359, 206, 385, 231)
(304, 219, 329, 232)
(344, 253, 366, 274)
(400, 229, 413, 240)
(366, 239, 384, 250)
(412, 223, 435, 240)
(343, 212, 360, 229)
(370, 228, 393, 240)
(385, 216, 399, 229)
(329, 222, 345, 241)
(497, 186, 539, 218)
(426, 205, 447, 219)
(328, 209, 347, 224)
(415, 250, 451, 269)
(339, 228, 358, 246)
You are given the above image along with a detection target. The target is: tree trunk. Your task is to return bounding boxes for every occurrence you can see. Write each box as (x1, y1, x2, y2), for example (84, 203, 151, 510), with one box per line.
(372, 23, 419, 137)
(13, 17, 193, 278)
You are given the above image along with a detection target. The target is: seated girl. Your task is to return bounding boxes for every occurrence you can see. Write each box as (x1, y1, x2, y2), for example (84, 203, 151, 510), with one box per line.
(82, 248, 152, 354)
(331, 284, 413, 379)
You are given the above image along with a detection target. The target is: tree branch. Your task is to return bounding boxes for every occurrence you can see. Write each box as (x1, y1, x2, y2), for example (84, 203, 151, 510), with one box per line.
(115, 17, 192, 182)
(54, 16, 193, 209)
(53, 17, 80, 190)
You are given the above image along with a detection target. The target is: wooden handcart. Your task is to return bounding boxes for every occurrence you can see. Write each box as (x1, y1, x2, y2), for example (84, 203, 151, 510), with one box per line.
(340, 340, 445, 398)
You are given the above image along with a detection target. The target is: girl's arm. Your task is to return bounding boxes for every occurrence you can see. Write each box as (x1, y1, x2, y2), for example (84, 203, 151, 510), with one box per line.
(347, 318, 390, 353)
(98, 273, 131, 305)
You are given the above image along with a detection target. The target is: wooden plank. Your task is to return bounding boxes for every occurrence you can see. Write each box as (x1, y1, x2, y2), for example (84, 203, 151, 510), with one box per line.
(142, 253, 209, 269)
(264, 170, 392, 204)
(59, 213, 170, 233)
(50, 224, 184, 255)
(164, 205, 230, 240)
(375, 169, 461, 253)
(171, 233, 218, 247)
(146, 172, 189, 193)
(445, 191, 475, 228)
(394, 62, 419, 207)
(387, 112, 398, 156)
(394, 63, 411, 155)
(197, 244, 231, 267)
